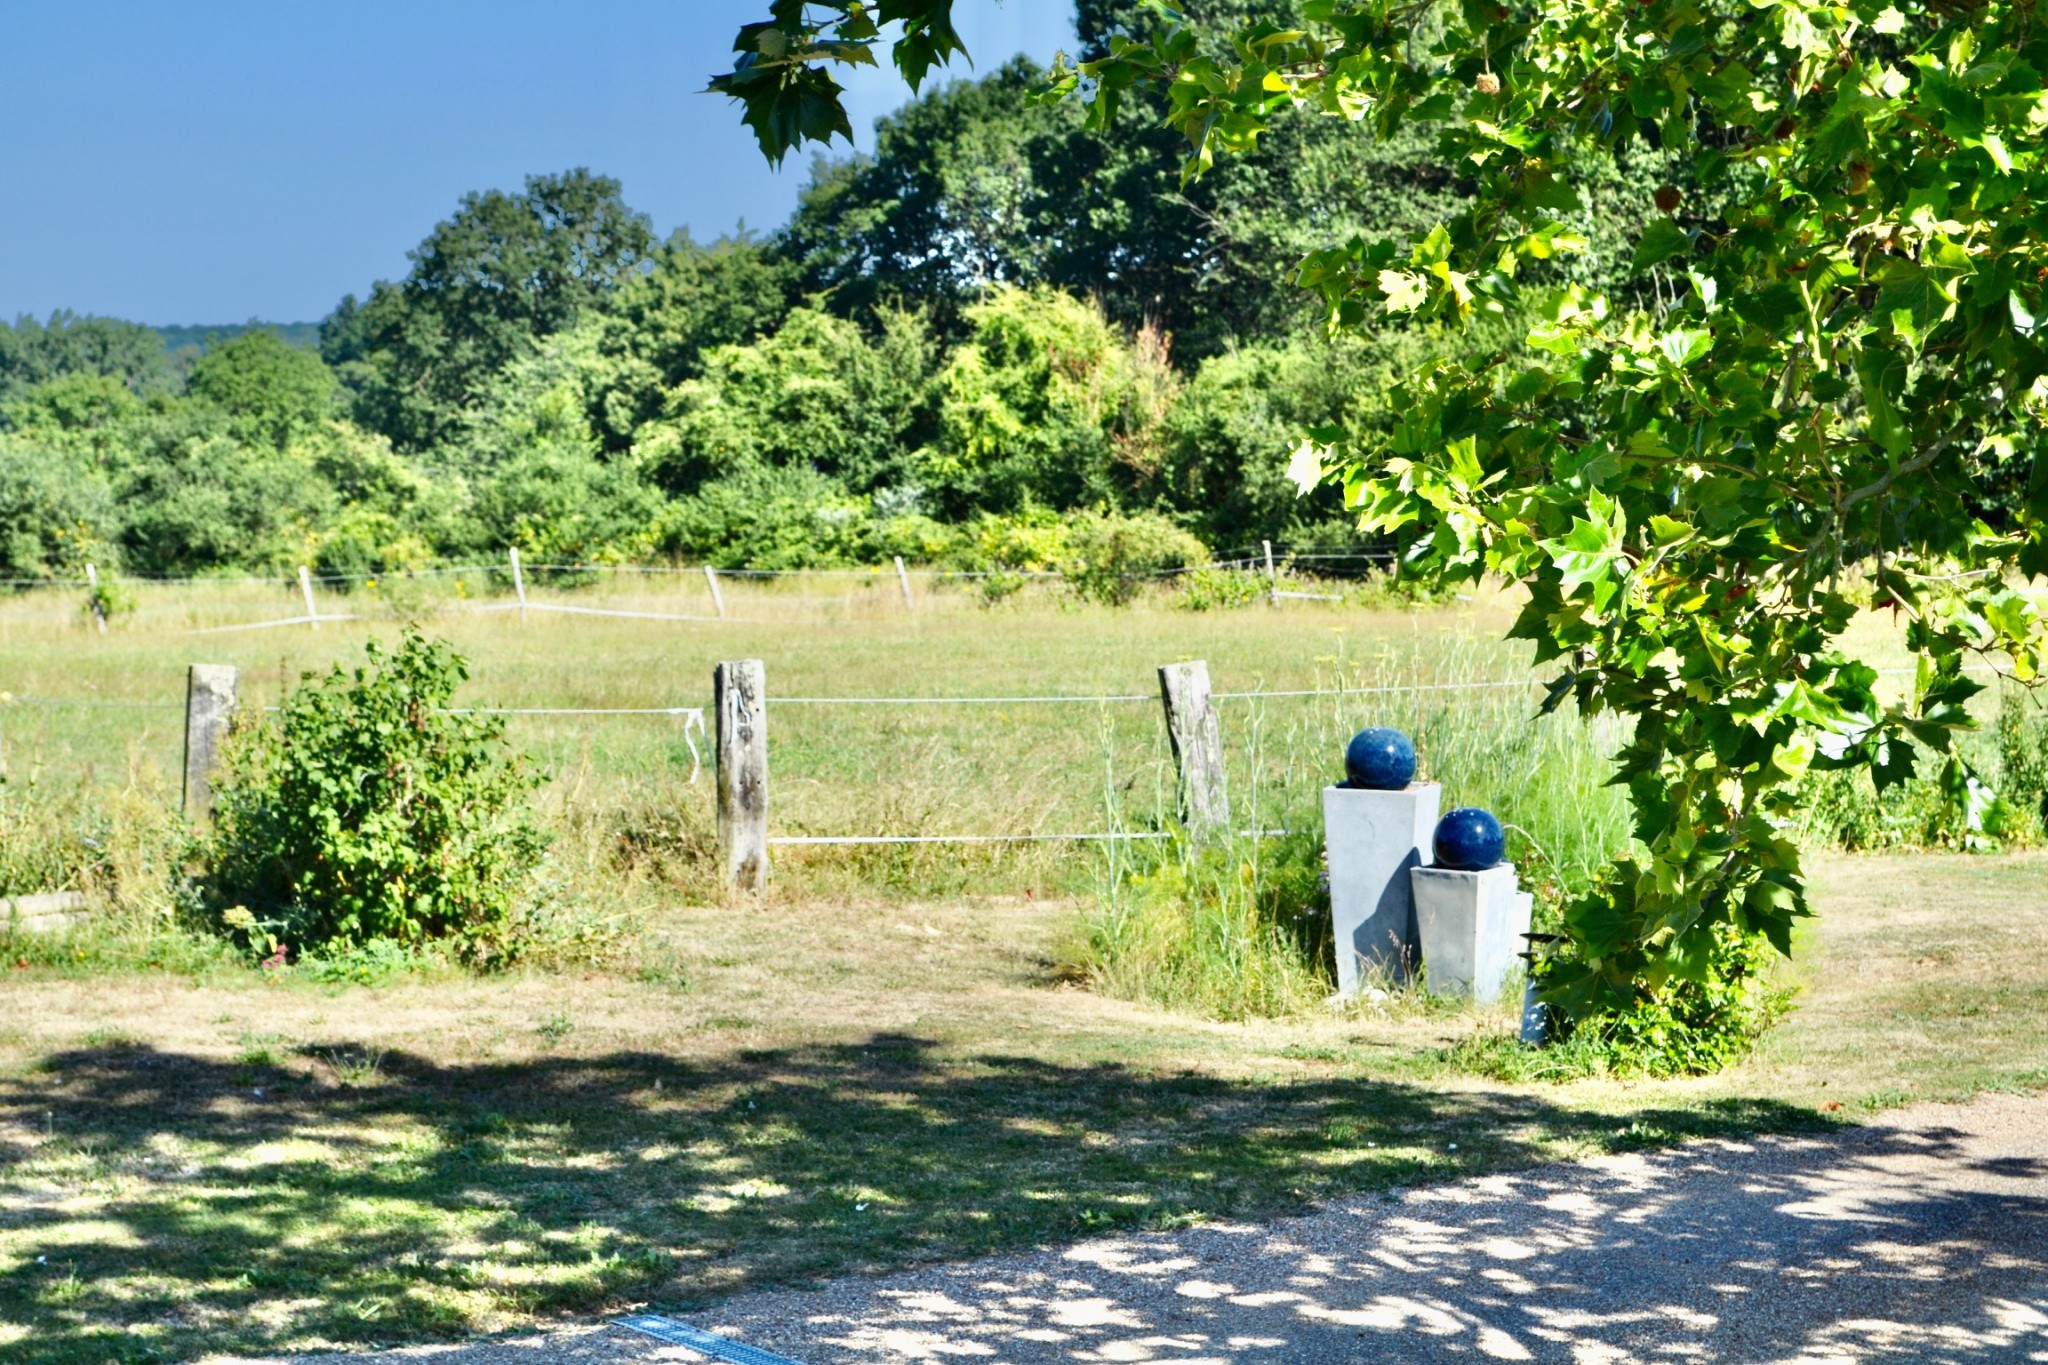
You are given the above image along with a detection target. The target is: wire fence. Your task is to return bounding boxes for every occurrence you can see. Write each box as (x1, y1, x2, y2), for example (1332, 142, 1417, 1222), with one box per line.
(2, 659, 2001, 858)
(0, 540, 1417, 638)
(0, 547, 1397, 592)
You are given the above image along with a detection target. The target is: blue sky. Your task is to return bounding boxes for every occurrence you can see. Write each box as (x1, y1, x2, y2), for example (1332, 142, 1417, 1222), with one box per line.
(0, 1, 1076, 326)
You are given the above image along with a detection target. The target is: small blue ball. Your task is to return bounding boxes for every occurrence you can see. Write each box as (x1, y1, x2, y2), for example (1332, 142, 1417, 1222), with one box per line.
(1344, 727, 1417, 790)
(1434, 808, 1505, 871)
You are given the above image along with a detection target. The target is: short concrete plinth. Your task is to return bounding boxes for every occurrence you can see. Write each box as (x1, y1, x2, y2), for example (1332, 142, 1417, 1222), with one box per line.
(1409, 863, 1532, 1003)
(1323, 782, 1440, 993)
(2, 891, 88, 935)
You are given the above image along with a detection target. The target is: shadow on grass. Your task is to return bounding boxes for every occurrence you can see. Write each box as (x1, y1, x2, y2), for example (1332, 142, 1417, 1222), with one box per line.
(0, 1036, 1832, 1364)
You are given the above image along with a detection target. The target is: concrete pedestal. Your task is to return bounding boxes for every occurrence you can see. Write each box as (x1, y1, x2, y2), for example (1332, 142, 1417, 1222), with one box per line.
(1409, 863, 1533, 1003)
(1323, 782, 1440, 993)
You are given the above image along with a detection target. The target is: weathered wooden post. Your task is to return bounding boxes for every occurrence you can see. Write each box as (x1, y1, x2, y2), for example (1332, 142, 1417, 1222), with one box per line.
(714, 659, 768, 893)
(704, 566, 727, 618)
(1262, 540, 1279, 606)
(297, 565, 319, 630)
(182, 664, 239, 821)
(84, 563, 107, 634)
(894, 555, 915, 611)
(1157, 660, 1230, 835)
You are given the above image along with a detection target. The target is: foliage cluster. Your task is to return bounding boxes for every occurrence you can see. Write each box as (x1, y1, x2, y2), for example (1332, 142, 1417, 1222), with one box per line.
(200, 630, 549, 965)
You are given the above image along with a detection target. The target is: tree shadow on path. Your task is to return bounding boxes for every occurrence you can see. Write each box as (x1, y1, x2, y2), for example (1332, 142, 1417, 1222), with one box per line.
(686, 1097, 2048, 1364)
(0, 1033, 1830, 1363)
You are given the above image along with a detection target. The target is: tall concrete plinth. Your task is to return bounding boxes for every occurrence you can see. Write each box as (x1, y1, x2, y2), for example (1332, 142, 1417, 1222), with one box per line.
(1410, 863, 1533, 1003)
(1323, 782, 1440, 993)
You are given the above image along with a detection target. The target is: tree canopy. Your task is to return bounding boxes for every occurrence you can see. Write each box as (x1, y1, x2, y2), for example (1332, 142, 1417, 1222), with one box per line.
(319, 169, 655, 454)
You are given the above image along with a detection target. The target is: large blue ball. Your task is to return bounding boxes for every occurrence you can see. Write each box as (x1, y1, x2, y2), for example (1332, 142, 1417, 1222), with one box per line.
(1344, 728, 1417, 790)
(1434, 808, 1506, 871)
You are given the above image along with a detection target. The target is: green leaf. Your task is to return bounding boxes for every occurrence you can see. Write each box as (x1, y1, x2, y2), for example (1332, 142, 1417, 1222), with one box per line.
(1630, 219, 1692, 271)
(1377, 269, 1429, 312)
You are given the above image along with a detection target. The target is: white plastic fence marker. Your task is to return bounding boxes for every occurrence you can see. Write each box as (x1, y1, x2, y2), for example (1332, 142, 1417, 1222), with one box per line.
(1263, 540, 1279, 605)
(182, 664, 239, 820)
(715, 659, 768, 894)
(298, 566, 319, 630)
(894, 555, 914, 611)
(84, 563, 106, 634)
(704, 565, 727, 618)
(1157, 660, 1230, 834)
(509, 547, 528, 623)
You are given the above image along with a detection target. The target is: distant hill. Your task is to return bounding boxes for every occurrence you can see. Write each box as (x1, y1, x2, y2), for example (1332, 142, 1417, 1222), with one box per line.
(156, 321, 321, 372)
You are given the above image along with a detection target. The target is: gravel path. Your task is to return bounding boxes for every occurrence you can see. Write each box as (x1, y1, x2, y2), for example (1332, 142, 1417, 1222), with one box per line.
(255, 1091, 2048, 1365)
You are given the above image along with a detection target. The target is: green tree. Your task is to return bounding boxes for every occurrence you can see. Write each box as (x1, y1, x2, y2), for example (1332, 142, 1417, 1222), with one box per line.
(633, 305, 939, 496)
(0, 312, 172, 401)
(186, 331, 338, 449)
(926, 285, 1177, 515)
(1159, 337, 1406, 547)
(765, 4, 1653, 360)
(322, 169, 655, 454)
(0, 437, 116, 579)
(590, 231, 798, 450)
(0, 373, 144, 467)
(716, 0, 2048, 1047)
(111, 406, 334, 575)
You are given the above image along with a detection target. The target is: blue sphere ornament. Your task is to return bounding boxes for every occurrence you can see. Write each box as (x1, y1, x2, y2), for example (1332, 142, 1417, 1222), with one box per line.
(1344, 727, 1417, 790)
(1434, 808, 1506, 871)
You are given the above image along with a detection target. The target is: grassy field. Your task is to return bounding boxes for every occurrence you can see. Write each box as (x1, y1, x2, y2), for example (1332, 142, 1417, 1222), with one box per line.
(0, 573, 1636, 906)
(0, 577, 2042, 1362)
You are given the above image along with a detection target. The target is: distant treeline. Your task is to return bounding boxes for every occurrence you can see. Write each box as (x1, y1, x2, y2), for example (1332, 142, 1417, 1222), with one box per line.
(0, 2, 1676, 586)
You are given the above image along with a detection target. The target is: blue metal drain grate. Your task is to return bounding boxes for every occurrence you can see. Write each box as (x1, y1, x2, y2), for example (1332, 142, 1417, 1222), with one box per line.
(613, 1313, 810, 1365)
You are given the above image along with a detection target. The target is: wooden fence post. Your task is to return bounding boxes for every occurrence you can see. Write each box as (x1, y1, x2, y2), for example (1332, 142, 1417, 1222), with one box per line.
(1158, 659, 1230, 835)
(183, 664, 239, 821)
(715, 659, 768, 893)
(1263, 540, 1279, 606)
(509, 546, 528, 623)
(894, 555, 915, 611)
(298, 566, 319, 630)
(704, 566, 727, 618)
(84, 563, 107, 634)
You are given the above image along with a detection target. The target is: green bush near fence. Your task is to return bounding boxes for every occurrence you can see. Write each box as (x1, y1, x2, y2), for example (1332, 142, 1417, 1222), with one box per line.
(200, 629, 548, 965)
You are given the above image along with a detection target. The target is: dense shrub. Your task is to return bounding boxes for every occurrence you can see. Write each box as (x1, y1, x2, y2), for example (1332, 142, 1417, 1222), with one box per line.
(635, 306, 938, 496)
(1177, 565, 1269, 610)
(202, 630, 548, 964)
(185, 331, 337, 449)
(1459, 925, 1793, 1081)
(653, 465, 873, 569)
(1566, 927, 1792, 1077)
(468, 446, 661, 565)
(0, 437, 116, 579)
(112, 407, 335, 575)
(1062, 510, 1208, 605)
(927, 287, 1178, 515)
